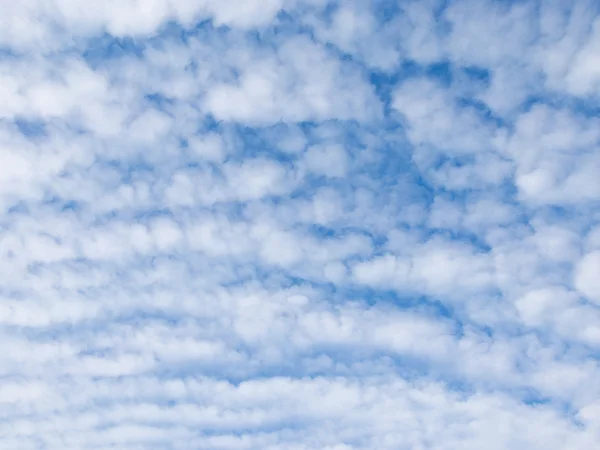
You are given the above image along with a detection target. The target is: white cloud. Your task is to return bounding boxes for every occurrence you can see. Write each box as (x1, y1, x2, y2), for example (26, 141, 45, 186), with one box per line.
(0, 0, 289, 51)
(565, 17, 600, 96)
(205, 36, 381, 125)
(1, 0, 600, 448)
(303, 144, 349, 178)
(575, 251, 600, 304)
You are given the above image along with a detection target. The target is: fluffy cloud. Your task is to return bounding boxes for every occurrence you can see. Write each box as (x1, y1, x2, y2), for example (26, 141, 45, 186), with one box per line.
(1, 0, 600, 448)
(575, 251, 600, 304)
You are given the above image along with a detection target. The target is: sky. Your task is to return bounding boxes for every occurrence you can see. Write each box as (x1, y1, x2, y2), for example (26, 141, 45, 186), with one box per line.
(1, 0, 600, 449)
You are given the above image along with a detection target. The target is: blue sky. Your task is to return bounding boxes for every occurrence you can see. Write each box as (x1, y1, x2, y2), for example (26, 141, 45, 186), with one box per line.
(1, 0, 600, 448)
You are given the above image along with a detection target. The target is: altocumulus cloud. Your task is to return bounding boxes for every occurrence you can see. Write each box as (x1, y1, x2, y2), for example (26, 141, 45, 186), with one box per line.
(1, 0, 600, 449)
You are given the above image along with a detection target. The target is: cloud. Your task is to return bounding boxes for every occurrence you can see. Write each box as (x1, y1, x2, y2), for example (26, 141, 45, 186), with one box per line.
(0, 0, 289, 51)
(575, 251, 600, 304)
(1, 0, 600, 449)
(204, 35, 381, 125)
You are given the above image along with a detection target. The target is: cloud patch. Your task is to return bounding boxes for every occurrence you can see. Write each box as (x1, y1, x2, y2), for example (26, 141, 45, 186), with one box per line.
(1, 0, 600, 449)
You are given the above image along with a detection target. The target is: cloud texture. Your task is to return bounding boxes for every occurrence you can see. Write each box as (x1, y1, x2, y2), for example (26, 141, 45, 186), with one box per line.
(1, 0, 600, 448)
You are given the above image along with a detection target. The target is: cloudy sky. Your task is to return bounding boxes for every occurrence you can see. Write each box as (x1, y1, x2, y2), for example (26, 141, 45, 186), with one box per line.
(1, 0, 600, 448)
